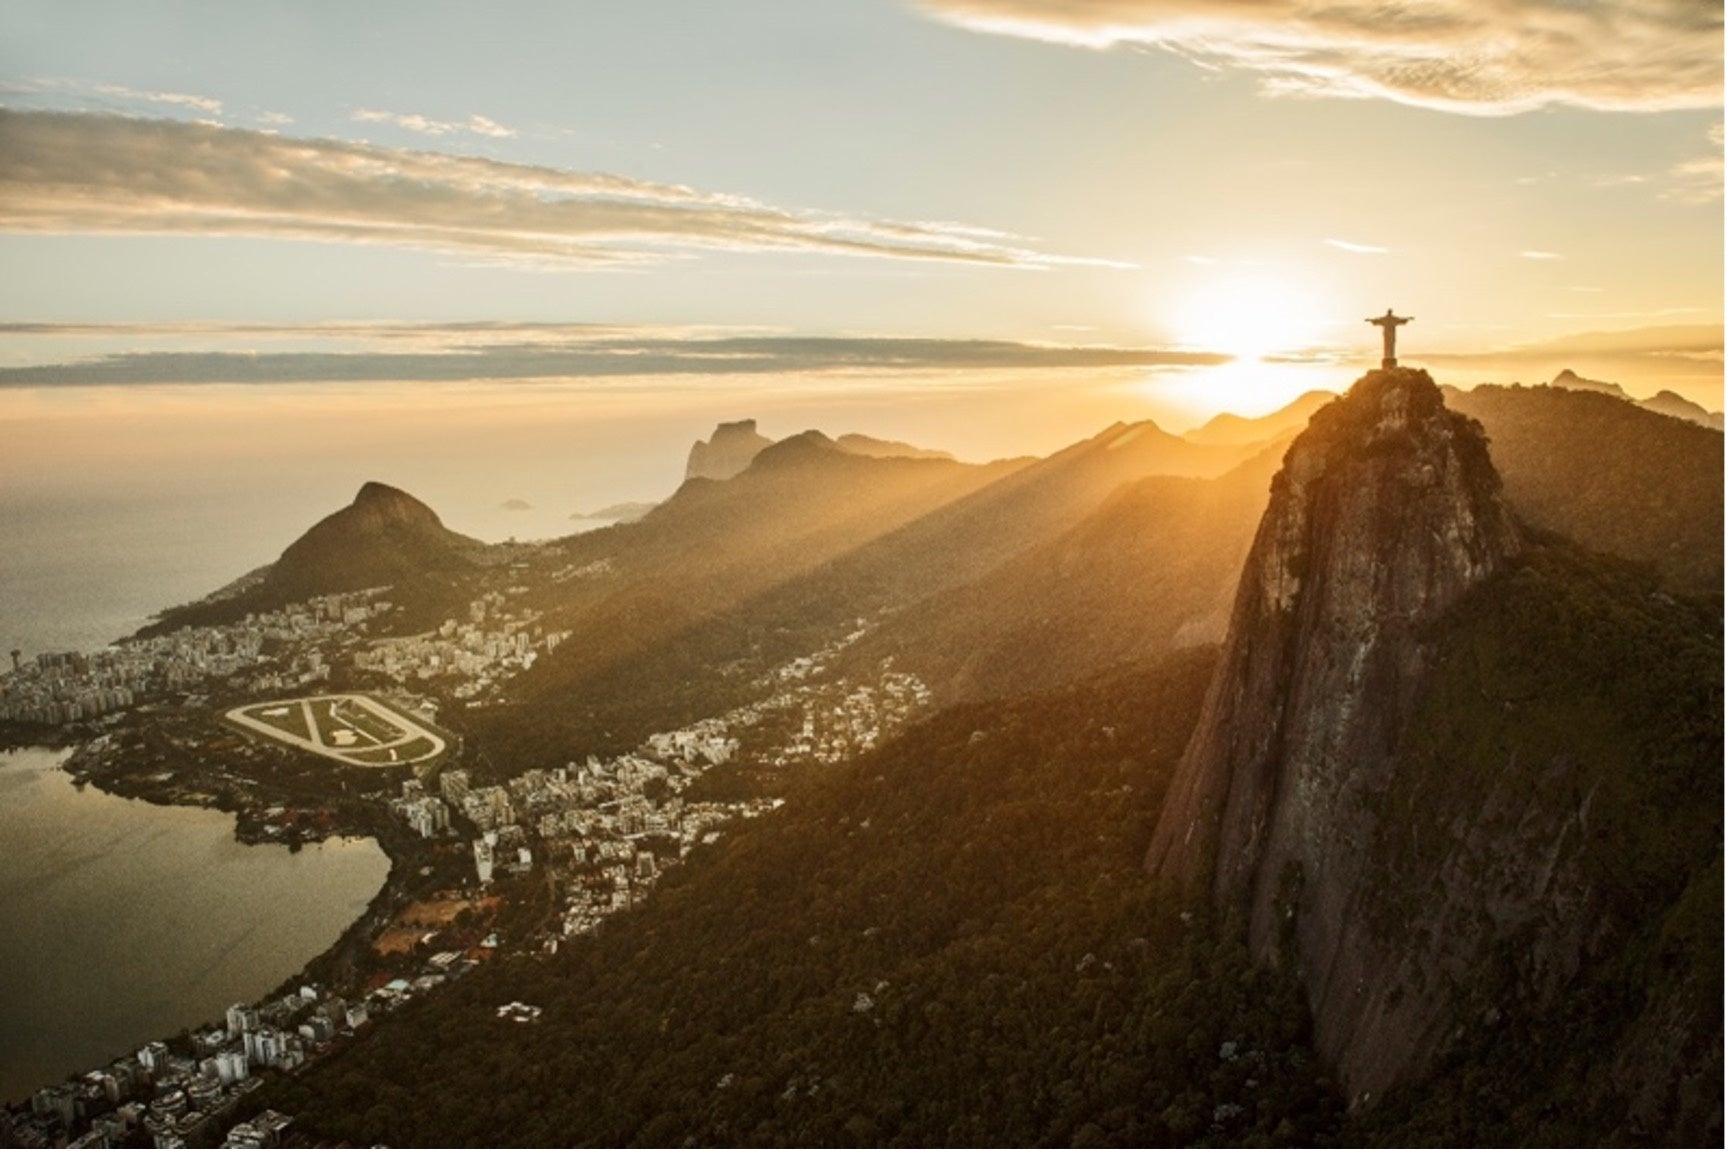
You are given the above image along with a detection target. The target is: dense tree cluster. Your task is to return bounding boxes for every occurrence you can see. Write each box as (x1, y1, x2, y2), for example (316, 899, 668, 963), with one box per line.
(266, 651, 1348, 1146)
(260, 533, 1721, 1147)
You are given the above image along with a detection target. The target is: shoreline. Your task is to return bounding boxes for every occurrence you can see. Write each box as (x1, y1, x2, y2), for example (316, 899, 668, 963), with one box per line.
(0, 734, 428, 1111)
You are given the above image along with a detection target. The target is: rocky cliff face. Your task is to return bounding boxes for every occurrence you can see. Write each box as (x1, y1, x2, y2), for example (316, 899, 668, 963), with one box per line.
(685, 419, 775, 481)
(1146, 367, 1521, 1098)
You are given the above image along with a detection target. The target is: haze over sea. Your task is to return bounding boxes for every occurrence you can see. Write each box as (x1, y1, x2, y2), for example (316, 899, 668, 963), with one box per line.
(0, 366, 1338, 659)
(1, 349, 1706, 662)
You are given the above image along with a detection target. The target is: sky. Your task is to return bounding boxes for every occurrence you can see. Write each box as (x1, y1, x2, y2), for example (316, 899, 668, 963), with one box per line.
(0, 1, 1722, 464)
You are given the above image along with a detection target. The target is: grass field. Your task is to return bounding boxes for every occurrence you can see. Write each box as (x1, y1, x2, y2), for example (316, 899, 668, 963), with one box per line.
(249, 703, 312, 742)
(227, 694, 447, 767)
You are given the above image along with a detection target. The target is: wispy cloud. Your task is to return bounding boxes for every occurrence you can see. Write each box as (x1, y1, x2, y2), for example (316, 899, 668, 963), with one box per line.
(91, 83, 224, 116)
(1520, 250, 1564, 260)
(1324, 238, 1387, 254)
(1542, 307, 1713, 321)
(0, 110, 1121, 269)
(0, 327, 1229, 386)
(352, 107, 517, 140)
(1424, 322, 1724, 376)
(919, 0, 1723, 115)
(1664, 122, 1724, 204)
(4, 76, 228, 118)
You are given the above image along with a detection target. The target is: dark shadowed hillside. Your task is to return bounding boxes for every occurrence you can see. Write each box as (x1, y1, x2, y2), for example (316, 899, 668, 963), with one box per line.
(742, 418, 1259, 630)
(850, 442, 1284, 704)
(141, 482, 485, 636)
(265, 649, 1351, 1147)
(1347, 541, 1722, 1144)
(464, 436, 1022, 767)
(462, 420, 1262, 771)
(1448, 383, 1724, 594)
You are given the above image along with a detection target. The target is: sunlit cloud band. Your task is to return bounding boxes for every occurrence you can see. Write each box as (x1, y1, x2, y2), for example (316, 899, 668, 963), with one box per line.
(0, 329, 1228, 386)
(920, 0, 1723, 115)
(0, 110, 1125, 269)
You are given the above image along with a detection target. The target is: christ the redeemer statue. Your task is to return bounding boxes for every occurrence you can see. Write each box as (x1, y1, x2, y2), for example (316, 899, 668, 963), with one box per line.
(1367, 308, 1412, 369)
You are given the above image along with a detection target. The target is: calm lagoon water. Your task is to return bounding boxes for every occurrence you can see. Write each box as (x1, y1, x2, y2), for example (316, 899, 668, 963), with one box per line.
(0, 746, 390, 1104)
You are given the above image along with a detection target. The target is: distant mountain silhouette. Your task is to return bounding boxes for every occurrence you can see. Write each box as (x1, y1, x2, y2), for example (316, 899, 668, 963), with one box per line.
(1639, 388, 1725, 430)
(1448, 383, 1723, 594)
(1549, 367, 1628, 398)
(1182, 389, 1336, 446)
(684, 418, 775, 481)
(474, 436, 1020, 760)
(1549, 367, 1724, 429)
(468, 418, 1263, 766)
(571, 501, 657, 523)
(685, 420, 959, 482)
(834, 433, 953, 461)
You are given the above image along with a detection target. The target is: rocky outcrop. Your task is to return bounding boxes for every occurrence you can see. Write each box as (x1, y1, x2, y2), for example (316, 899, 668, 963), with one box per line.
(685, 419, 774, 481)
(1549, 367, 1628, 399)
(266, 481, 481, 600)
(1146, 367, 1521, 1098)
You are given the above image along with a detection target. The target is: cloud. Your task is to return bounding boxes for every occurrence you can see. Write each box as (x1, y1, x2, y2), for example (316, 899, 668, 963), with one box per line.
(4, 77, 229, 118)
(1424, 322, 1723, 369)
(89, 83, 224, 116)
(1324, 238, 1387, 254)
(918, 0, 1723, 115)
(1664, 122, 1724, 203)
(352, 107, 517, 139)
(1519, 249, 1563, 260)
(0, 327, 1229, 386)
(1542, 307, 1714, 322)
(0, 110, 1118, 269)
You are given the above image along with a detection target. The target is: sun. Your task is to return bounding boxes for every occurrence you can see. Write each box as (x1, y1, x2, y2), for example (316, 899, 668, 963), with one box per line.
(1168, 270, 1328, 360)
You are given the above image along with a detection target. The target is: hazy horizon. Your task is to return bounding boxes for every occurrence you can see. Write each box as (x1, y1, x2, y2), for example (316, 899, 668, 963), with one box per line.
(0, 1, 1720, 432)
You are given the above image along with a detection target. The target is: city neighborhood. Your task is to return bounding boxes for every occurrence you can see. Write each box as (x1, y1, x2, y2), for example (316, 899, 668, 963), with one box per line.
(1, 578, 930, 1148)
